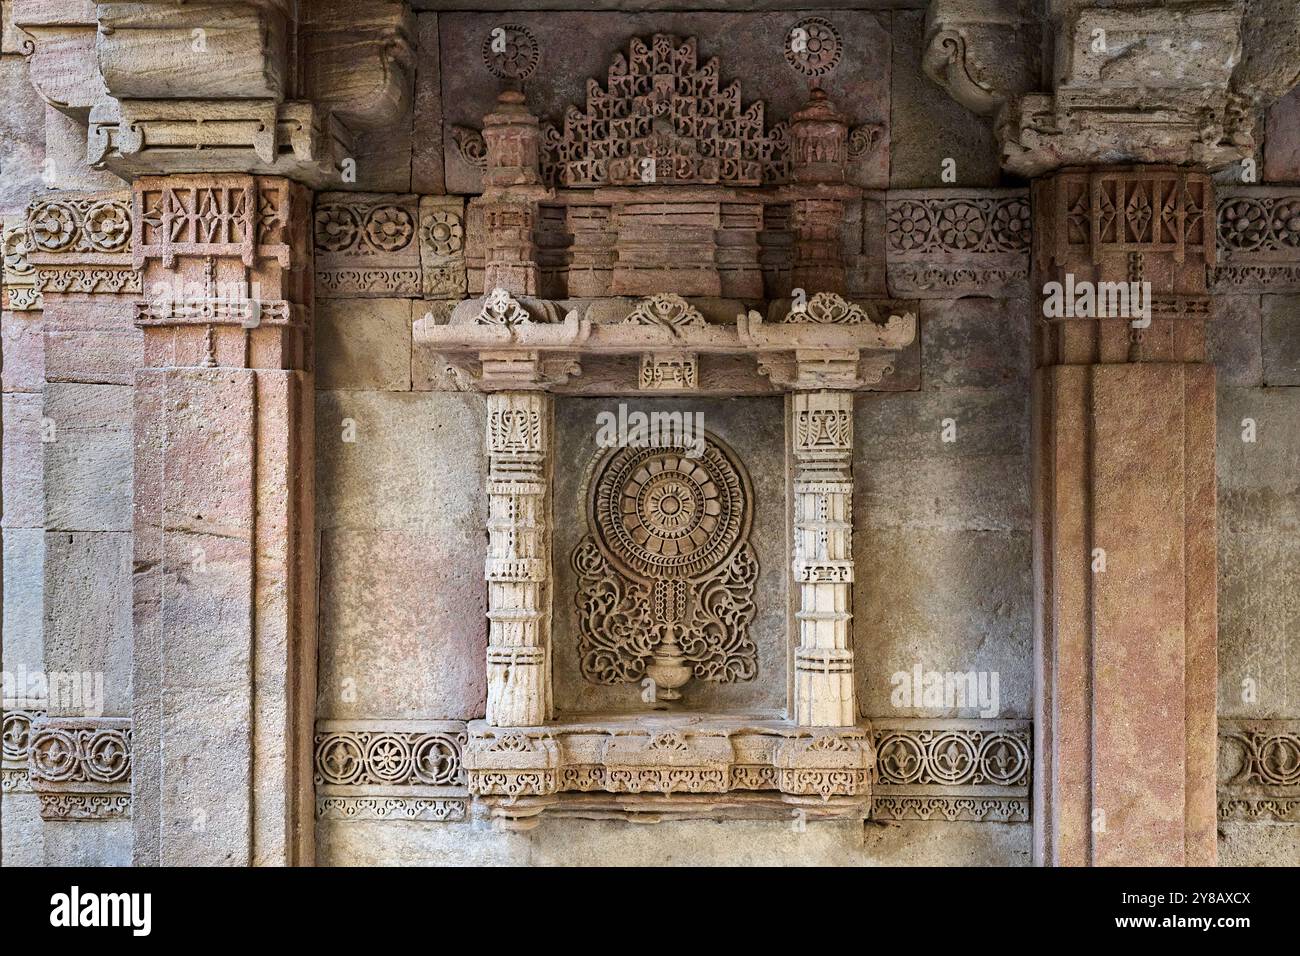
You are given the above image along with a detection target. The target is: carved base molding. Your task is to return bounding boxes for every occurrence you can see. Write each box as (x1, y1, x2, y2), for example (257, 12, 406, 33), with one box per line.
(26, 717, 132, 822)
(1218, 719, 1300, 824)
(465, 718, 874, 830)
(871, 719, 1032, 824)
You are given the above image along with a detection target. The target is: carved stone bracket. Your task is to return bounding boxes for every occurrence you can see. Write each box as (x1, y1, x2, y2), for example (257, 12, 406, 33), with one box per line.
(871, 719, 1031, 822)
(1218, 719, 1300, 823)
(313, 720, 469, 823)
(15, 0, 414, 184)
(28, 717, 133, 822)
(464, 720, 874, 829)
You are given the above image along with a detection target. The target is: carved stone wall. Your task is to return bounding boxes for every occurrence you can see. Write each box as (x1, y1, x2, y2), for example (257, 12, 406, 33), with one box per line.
(4, 2, 1299, 869)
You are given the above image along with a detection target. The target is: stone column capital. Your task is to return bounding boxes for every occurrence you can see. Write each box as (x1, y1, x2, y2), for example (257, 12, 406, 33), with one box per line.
(14, 0, 415, 185)
(925, 0, 1300, 176)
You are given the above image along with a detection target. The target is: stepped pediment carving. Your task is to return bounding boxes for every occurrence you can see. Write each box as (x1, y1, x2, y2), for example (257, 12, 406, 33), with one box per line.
(538, 34, 784, 188)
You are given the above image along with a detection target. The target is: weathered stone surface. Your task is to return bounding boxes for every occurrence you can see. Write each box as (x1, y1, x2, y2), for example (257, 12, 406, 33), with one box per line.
(855, 528, 1032, 721)
(890, 11, 999, 188)
(1218, 530, 1300, 720)
(314, 298, 413, 391)
(42, 382, 132, 532)
(920, 298, 1030, 390)
(855, 387, 1031, 533)
(411, 14, 444, 194)
(1217, 386, 1300, 535)
(0, 792, 46, 866)
(1218, 822, 1300, 866)
(1262, 294, 1300, 385)
(3, 392, 44, 529)
(317, 529, 486, 721)
(1208, 294, 1264, 388)
(3, 527, 44, 669)
(42, 819, 132, 866)
(2, 311, 45, 393)
(0, 55, 48, 216)
(318, 816, 1030, 866)
(1264, 86, 1300, 184)
(42, 530, 132, 715)
(315, 390, 486, 533)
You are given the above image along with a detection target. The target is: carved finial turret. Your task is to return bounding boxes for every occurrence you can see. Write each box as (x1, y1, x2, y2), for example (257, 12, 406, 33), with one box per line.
(789, 87, 850, 185)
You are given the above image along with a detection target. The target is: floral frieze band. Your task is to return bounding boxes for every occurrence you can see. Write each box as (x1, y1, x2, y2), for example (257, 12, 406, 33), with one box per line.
(885, 189, 1030, 298)
(870, 718, 1031, 823)
(313, 720, 469, 823)
(27, 716, 132, 821)
(1212, 187, 1300, 292)
(1218, 719, 1299, 823)
(24, 194, 141, 296)
(313, 193, 467, 299)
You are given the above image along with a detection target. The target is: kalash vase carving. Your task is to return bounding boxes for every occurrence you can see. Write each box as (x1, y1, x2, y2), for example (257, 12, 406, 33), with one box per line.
(571, 434, 758, 703)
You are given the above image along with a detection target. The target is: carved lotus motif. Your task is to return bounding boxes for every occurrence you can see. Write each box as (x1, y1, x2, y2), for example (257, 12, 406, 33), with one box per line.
(1271, 200, 1300, 248)
(83, 200, 131, 252)
(29, 201, 78, 251)
(364, 206, 415, 252)
(1, 710, 33, 762)
(937, 202, 985, 250)
(421, 210, 464, 256)
(887, 201, 932, 251)
(315, 205, 360, 252)
(2, 228, 33, 276)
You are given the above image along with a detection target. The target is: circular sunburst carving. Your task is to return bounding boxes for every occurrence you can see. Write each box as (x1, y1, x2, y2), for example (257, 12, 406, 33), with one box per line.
(590, 436, 750, 582)
(482, 24, 539, 81)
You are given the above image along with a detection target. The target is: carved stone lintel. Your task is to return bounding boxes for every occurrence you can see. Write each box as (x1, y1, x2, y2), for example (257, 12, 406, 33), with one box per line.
(25, 193, 140, 298)
(314, 193, 421, 297)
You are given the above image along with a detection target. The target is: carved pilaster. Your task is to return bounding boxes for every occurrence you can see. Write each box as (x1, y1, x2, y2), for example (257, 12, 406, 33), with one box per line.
(484, 392, 553, 727)
(791, 390, 856, 728)
(1032, 166, 1217, 867)
(130, 173, 316, 866)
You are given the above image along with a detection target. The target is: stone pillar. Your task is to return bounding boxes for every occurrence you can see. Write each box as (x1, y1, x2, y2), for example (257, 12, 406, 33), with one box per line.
(1032, 166, 1217, 866)
(791, 390, 856, 727)
(130, 174, 316, 865)
(484, 391, 552, 727)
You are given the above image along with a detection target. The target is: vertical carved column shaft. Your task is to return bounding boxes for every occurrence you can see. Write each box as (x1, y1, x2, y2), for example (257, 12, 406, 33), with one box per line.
(791, 391, 856, 727)
(1032, 167, 1217, 866)
(484, 391, 552, 726)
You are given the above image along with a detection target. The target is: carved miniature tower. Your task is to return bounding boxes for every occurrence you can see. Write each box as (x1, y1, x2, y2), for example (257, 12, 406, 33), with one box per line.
(475, 26, 548, 296)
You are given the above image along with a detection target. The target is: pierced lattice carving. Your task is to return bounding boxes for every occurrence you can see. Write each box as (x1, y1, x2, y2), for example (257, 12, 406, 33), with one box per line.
(573, 436, 758, 689)
(539, 34, 779, 188)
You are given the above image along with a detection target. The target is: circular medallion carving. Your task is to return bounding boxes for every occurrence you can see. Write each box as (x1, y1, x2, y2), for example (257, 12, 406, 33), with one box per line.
(785, 17, 843, 79)
(482, 24, 539, 81)
(589, 436, 750, 582)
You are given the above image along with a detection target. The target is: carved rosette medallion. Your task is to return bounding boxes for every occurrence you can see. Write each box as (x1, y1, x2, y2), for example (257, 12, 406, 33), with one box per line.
(573, 435, 758, 697)
(784, 17, 843, 80)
